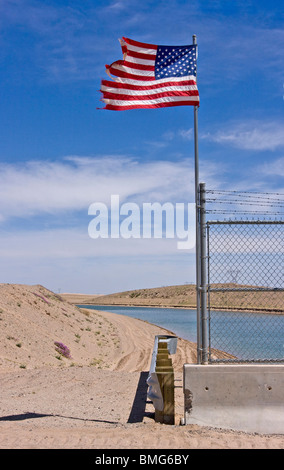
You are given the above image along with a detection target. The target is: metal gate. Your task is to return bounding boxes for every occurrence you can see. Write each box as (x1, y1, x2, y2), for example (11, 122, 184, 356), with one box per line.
(206, 220, 284, 363)
(196, 184, 284, 364)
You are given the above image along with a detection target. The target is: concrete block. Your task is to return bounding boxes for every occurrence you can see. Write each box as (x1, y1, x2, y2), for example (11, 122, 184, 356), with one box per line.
(183, 364, 284, 434)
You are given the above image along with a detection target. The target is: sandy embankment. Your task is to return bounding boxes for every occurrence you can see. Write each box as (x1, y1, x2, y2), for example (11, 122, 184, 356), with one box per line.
(0, 283, 283, 449)
(62, 283, 284, 314)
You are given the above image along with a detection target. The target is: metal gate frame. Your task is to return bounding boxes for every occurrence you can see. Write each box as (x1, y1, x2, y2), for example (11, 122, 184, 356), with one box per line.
(196, 183, 284, 364)
(206, 220, 284, 364)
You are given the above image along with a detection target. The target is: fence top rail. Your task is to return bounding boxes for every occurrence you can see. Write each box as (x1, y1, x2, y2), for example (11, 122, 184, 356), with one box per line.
(209, 285, 284, 292)
(206, 220, 284, 225)
(210, 287, 284, 292)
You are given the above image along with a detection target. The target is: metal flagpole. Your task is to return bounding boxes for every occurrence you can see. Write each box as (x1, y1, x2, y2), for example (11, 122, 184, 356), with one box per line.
(192, 34, 201, 364)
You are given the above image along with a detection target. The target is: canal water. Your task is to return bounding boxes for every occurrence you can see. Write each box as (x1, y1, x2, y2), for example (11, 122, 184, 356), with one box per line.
(78, 304, 284, 361)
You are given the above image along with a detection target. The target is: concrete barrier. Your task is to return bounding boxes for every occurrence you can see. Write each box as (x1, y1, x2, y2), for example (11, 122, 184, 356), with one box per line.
(183, 364, 284, 434)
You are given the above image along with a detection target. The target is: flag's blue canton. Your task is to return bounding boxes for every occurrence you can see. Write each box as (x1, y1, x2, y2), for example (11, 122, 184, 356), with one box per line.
(155, 45, 197, 80)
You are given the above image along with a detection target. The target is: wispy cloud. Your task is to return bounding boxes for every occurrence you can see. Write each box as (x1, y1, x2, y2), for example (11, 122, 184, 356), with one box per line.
(0, 0, 106, 82)
(2, 0, 283, 84)
(0, 228, 190, 259)
(202, 120, 284, 151)
(258, 157, 284, 177)
(104, 1, 128, 12)
(0, 155, 224, 221)
(179, 128, 193, 140)
(4, 149, 281, 226)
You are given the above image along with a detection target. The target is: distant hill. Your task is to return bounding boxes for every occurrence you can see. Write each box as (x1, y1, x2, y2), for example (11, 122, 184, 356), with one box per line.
(61, 284, 284, 313)
(62, 284, 197, 308)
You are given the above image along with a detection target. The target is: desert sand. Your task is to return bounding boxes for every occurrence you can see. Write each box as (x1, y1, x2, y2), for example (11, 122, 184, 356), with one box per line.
(0, 283, 283, 449)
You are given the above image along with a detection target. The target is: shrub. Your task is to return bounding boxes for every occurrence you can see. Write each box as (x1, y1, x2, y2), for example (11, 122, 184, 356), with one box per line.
(54, 341, 72, 359)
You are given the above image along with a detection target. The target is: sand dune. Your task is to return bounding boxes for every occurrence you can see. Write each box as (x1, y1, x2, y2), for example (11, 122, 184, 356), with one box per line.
(0, 283, 283, 449)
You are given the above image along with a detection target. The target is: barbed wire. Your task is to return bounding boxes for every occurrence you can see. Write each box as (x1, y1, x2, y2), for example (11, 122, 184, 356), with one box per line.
(206, 210, 284, 215)
(204, 189, 284, 219)
(206, 199, 284, 207)
(206, 189, 284, 197)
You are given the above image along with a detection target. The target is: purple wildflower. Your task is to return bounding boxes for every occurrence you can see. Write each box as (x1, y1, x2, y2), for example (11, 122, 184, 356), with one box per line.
(33, 292, 50, 304)
(54, 341, 72, 359)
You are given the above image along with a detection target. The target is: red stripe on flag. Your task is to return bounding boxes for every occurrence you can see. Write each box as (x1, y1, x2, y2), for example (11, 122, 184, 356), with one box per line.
(104, 100, 200, 111)
(122, 37, 158, 50)
(107, 65, 155, 81)
(102, 90, 199, 101)
(123, 60, 155, 72)
(101, 79, 197, 91)
(125, 49, 157, 61)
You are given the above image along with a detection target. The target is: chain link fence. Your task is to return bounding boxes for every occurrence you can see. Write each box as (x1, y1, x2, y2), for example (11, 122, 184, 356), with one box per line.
(206, 221, 284, 363)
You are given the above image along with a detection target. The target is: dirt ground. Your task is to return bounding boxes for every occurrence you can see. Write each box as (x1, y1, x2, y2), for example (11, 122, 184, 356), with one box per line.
(0, 283, 283, 449)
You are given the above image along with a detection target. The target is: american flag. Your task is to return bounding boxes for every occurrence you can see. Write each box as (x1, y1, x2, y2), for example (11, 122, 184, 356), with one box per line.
(100, 37, 199, 111)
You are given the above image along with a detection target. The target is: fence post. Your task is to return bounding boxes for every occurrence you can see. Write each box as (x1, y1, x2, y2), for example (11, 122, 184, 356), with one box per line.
(162, 369, 175, 424)
(199, 182, 208, 364)
(155, 367, 175, 425)
(155, 340, 175, 424)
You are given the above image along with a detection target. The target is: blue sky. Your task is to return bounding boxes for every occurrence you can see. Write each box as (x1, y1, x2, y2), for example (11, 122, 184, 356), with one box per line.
(0, 0, 283, 294)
